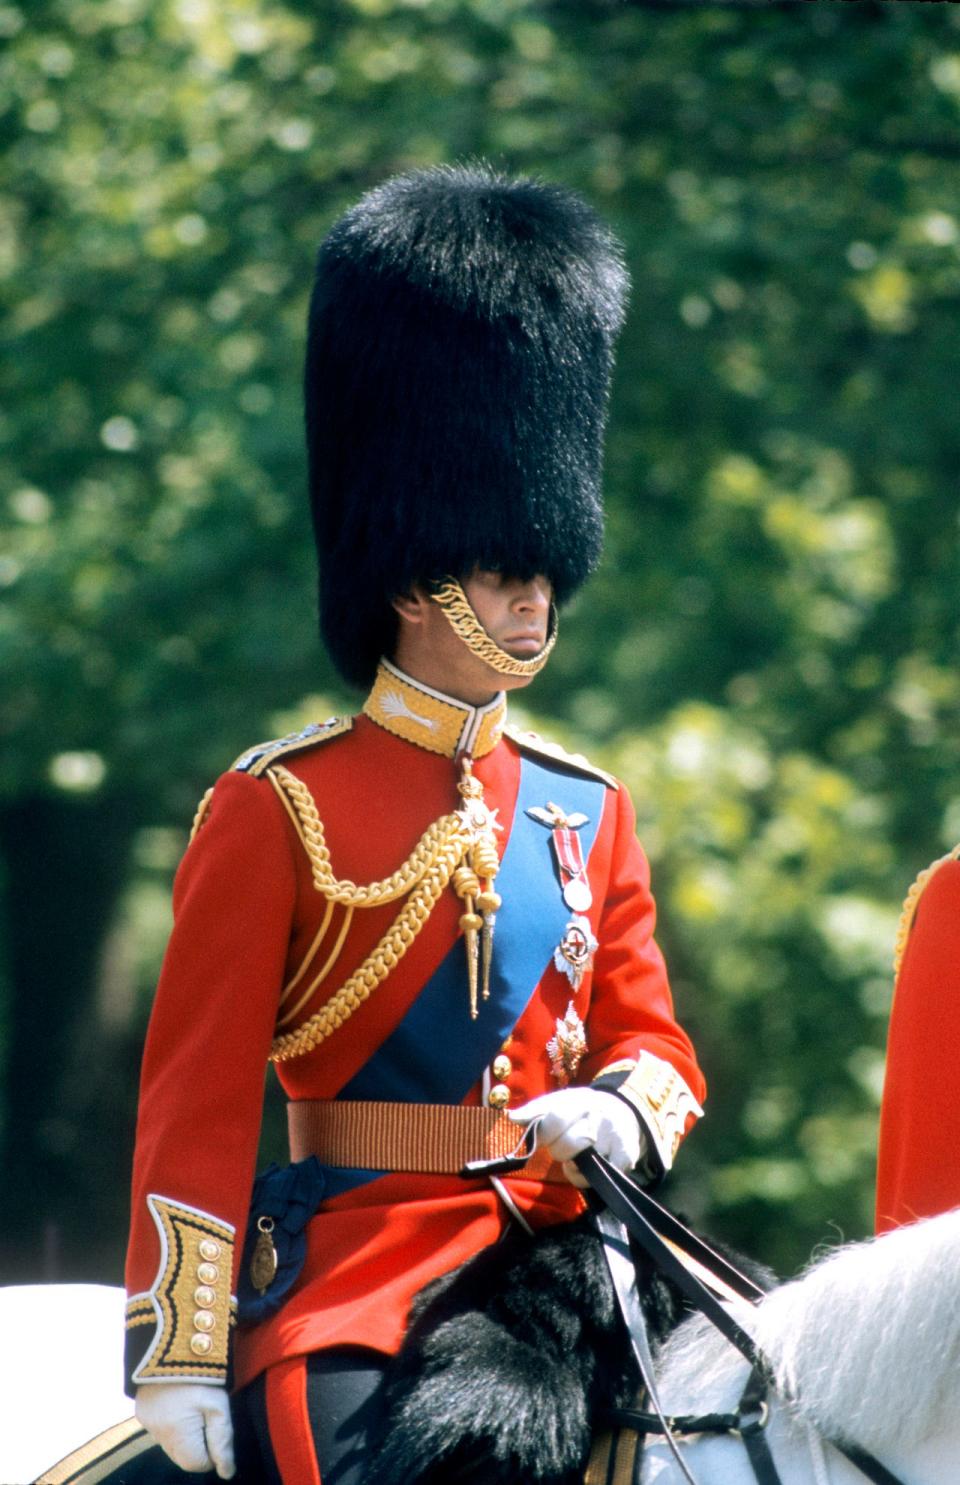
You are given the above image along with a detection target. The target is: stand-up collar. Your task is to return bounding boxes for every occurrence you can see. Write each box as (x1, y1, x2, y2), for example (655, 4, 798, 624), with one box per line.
(363, 659, 506, 759)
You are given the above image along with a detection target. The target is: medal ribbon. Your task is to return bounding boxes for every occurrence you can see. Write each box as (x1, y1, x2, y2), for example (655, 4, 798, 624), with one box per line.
(552, 825, 592, 911)
(553, 826, 586, 884)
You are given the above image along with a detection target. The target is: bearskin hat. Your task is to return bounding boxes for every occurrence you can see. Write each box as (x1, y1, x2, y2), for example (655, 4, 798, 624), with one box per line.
(304, 163, 629, 688)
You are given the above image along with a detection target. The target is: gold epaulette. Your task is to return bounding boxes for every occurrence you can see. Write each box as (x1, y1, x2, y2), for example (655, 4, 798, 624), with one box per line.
(231, 716, 354, 777)
(893, 844, 960, 978)
(187, 718, 354, 843)
(505, 723, 618, 790)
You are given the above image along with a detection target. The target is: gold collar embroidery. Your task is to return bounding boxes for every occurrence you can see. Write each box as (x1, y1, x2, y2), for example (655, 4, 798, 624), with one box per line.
(363, 660, 506, 760)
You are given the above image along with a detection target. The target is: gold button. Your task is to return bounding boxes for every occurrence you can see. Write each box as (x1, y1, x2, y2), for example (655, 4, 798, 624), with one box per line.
(194, 1285, 216, 1308)
(197, 1262, 219, 1285)
(488, 1083, 510, 1109)
(193, 1310, 216, 1333)
(198, 1239, 221, 1261)
(190, 1332, 213, 1356)
(492, 1054, 512, 1080)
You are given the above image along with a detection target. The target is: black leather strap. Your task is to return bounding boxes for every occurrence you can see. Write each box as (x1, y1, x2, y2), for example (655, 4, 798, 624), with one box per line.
(839, 1448, 910, 1485)
(594, 1205, 703, 1485)
(736, 1363, 781, 1485)
(576, 1151, 908, 1485)
(577, 1150, 763, 1365)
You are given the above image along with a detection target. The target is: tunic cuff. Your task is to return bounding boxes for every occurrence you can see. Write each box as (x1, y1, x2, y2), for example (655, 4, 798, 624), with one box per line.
(591, 1051, 703, 1177)
(125, 1195, 236, 1393)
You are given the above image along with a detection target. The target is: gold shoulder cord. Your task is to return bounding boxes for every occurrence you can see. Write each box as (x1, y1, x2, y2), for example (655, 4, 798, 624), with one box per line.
(892, 845, 960, 978)
(266, 759, 503, 1061)
(188, 787, 215, 843)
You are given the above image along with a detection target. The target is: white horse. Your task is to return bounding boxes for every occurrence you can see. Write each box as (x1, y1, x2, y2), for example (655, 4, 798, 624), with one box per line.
(0, 1283, 133, 1483)
(633, 1206, 960, 1485)
(7, 1209, 960, 1485)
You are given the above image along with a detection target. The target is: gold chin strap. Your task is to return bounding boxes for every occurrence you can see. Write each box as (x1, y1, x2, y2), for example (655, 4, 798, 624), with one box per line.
(431, 579, 558, 678)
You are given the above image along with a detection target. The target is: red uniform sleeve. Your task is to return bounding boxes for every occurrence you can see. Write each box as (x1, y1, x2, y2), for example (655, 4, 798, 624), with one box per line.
(876, 858, 960, 1233)
(124, 769, 296, 1388)
(582, 783, 705, 1174)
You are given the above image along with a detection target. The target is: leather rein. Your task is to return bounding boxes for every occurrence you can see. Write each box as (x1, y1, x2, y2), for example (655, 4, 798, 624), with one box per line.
(576, 1150, 907, 1485)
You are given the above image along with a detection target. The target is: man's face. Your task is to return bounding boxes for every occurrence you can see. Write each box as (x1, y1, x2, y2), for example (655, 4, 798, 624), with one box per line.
(391, 569, 554, 704)
(462, 570, 553, 662)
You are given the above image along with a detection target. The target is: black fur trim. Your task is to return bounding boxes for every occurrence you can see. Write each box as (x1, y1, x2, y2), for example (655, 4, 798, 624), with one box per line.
(304, 164, 629, 686)
(361, 1214, 675, 1485)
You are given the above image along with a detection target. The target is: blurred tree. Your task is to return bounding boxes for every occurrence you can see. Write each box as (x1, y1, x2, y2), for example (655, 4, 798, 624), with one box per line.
(2, 0, 960, 1278)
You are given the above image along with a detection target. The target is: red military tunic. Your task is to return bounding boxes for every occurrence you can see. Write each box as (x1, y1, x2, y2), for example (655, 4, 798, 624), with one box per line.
(876, 850, 960, 1233)
(124, 662, 705, 1392)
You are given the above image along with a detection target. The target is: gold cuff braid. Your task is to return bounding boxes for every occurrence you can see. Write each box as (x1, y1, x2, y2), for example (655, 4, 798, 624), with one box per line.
(129, 1197, 235, 1384)
(431, 579, 557, 677)
(596, 1051, 703, 1173)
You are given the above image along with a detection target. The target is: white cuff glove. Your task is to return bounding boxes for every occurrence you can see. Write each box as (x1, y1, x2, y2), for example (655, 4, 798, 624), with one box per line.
(508, 1087, 646, 1188)
(135, 1382, 236, 1478)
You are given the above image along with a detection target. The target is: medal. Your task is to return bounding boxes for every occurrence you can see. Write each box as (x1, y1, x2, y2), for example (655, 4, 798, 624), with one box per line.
(249, 1216, 278, 1297)
(554, 913, 598, 991)
(526, 800, 597, 989)
(546, 1000, 588, 1085)
(562, 876, 593, 913)
(526, 801, 594, 912)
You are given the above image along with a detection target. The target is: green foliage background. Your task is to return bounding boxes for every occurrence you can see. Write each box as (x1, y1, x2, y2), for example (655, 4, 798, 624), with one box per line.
(3, 0, 960, 1281)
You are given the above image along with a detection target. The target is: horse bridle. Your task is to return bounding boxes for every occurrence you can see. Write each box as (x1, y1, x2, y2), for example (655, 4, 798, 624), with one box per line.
(578, 1150, 908, 1485)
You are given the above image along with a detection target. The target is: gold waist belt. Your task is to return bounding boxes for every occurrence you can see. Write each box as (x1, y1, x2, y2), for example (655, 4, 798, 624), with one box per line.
(287, 1099, 566, 1184)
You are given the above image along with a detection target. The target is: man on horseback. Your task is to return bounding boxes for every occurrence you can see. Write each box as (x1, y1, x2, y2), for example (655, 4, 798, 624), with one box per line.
(123, 165, 705, 1482)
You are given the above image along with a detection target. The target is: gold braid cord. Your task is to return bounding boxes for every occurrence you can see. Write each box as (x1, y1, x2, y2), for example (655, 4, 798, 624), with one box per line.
(269, 766, 462, 907)
(266, 762, 502, 1060)
(188, 787, 214, 843)
(431, 579, 557, 677)
(892, 844, 960, 978)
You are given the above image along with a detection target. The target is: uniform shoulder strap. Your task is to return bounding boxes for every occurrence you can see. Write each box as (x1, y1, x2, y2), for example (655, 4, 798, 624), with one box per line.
(231, 716, 354, 778)
(893, 845, 960, 979)
(186, 717, 354, 843)
(504, 722, 618, 790)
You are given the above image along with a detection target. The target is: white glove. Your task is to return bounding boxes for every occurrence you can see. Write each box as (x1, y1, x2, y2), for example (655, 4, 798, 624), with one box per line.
(508, 1087, 646, 1188)
(135, 1382, 236, 1478)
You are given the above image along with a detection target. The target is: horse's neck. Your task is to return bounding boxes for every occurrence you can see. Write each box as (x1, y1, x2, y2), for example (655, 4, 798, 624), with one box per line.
(654, 1312, 751, 1415)
(860, 1427, 960, 1485)
(653, 1318, 960, 1485)
(657, 1210, 960, 1485)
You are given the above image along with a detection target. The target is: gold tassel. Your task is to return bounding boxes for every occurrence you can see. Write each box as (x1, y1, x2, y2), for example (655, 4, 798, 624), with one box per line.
(460, 905, 483, 1017)
(455, 758, 503, 1018)
(477, 886, 501, 1000)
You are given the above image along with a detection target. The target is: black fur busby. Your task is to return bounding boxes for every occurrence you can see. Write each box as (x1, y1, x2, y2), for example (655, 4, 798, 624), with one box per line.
(305, 164, 629, 687)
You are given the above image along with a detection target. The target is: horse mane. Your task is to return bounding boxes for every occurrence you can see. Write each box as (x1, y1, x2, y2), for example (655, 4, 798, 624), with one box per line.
(658, 1207, 960, 1457)
(751, 1206, 960, 1452)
